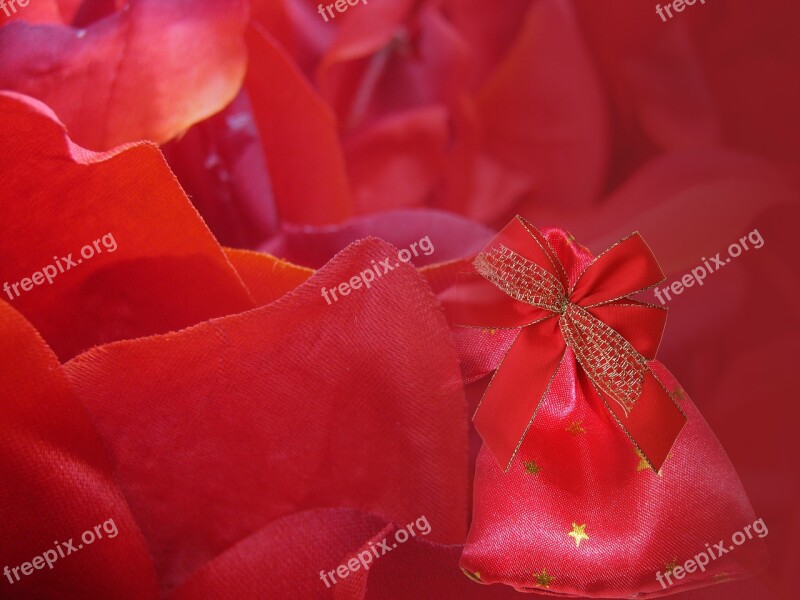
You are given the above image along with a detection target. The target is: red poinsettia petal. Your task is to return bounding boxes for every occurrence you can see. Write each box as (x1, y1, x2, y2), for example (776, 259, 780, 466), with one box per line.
(245, 24, 354, 225)
(0, 301, 159, 599)
(477, 0, 608, 211)
(65, 238, 468, 591)
(0, 93, 254, 360)
(0, 0, 248, 150)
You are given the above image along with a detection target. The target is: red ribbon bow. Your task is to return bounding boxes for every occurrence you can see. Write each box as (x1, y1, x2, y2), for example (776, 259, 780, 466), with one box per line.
(453, 216, 686, 472)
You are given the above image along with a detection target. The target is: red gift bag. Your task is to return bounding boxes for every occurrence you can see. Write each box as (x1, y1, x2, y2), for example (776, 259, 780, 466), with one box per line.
(448, 217, 767, 596)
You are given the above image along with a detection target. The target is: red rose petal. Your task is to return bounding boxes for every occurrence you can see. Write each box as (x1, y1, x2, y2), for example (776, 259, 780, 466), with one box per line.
(477, 0, 608, 211)
(65, 238, 468, 590)
(169, 508, 389, 599)
(0, 301, 159, 599)
(0, 0, 62, 25)
(245, 24, 354, 225)
(224, 247, 312, 305)
(261, 208, 492, 269)
(0, 0, 248, 150)
(0, 93, 254, 360)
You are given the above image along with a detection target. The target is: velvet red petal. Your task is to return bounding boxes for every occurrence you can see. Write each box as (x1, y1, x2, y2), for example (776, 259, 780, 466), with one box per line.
(0, 0, 248, 151)
(261, 208, 493, 269)
(573, 0, 718, 161)
(65, 238, 468, 591)
(245, 24, 354, 225)
(344, 107, 449, 214)
(159, 91, 279, 249)
(168, 508, 533, 600)
(224, 247, 312, 306)
(0, 93, 254, 360)
(440, 0, 533, 89)
(0, 0, 62, 25)
(477, 0, 608, 211)
(0, 301, 159, 599)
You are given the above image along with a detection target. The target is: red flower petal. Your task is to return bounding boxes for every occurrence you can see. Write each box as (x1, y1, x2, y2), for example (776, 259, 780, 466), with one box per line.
(344, 107, 449, 213)
(0, 0, 248, 150)
(245, 24, 354, 225)
(65, 238, 468, 590)
(160, 90, 279, 249)
(261, 208, 492, 269)
(169, 508, 389, 599)
(573, 0, 718, 158)
(0, 93, 254, 360)
(224, 247, 312, 306)
(477, 0, 608, 211)
(317, 3, 471, 132)
(0, 301, 159, 599)
(0, 0, 62, 25)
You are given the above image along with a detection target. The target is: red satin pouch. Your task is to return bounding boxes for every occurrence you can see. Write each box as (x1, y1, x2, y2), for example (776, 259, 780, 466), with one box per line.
(448, 218, 767, 596)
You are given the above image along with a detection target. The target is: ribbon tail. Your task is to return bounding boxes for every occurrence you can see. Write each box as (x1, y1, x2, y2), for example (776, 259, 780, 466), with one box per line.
(596, 368, 686, 471)
(473, 319, 565, 471)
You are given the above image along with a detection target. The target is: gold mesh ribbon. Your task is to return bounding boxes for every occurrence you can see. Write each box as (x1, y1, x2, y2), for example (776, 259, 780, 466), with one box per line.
(475, 245, 646, 415)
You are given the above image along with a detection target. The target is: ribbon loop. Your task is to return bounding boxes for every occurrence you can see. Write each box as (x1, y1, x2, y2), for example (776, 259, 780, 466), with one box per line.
(473, 245, 566, 314)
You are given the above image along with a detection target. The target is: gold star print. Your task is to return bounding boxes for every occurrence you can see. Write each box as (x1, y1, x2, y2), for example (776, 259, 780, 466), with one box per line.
(671, 387, 687, 401)
(566, 420, 586, 435)
(567, 522, 589, 547)
(635, 448, 672, 475)
(566, 233, 576, 245)
(635, 448, 651, 472)
(664, 559, 678, 574)
(461, 569, 481, 583)
(713, 572, 732, 583)
(532, 569, 554, 588)
(482, 327, 497, 335)
(524, 461, 541, 476)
